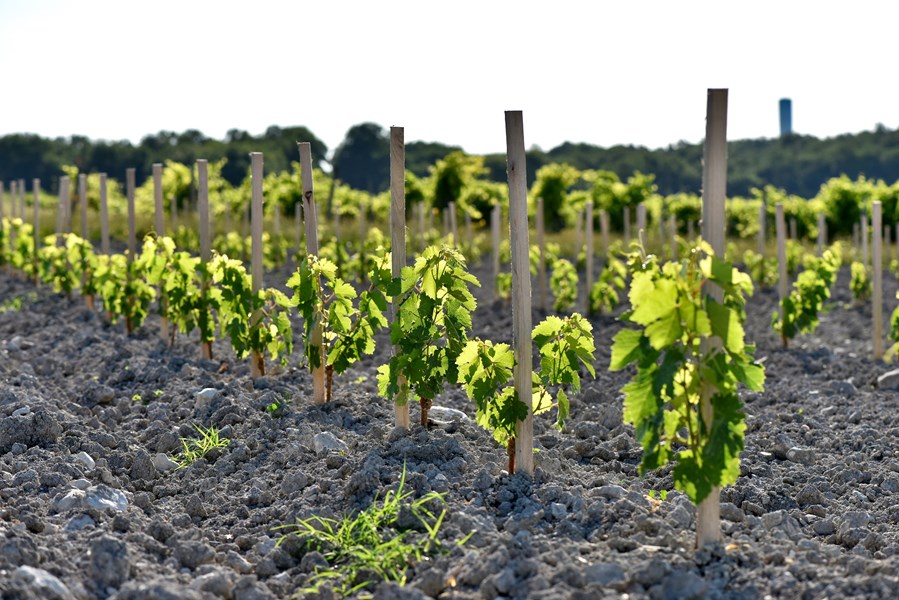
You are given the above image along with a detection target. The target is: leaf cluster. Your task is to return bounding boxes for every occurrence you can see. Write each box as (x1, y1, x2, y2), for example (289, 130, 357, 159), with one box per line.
(772, 246, 841, 345)
(611, 241, 765, 505)
(378, 245, 478, 406)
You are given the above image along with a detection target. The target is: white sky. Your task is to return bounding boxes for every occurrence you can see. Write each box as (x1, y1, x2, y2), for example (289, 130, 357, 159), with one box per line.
(1, 1, 897, 158)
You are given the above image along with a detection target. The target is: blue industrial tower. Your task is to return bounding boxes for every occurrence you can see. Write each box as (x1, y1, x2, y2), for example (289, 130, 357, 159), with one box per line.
(779, 98, 793, 136)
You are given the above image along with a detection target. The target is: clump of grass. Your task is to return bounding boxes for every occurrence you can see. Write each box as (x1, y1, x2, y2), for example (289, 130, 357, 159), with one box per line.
(174, 424, 229, 469)
(277, 465, 465, 597)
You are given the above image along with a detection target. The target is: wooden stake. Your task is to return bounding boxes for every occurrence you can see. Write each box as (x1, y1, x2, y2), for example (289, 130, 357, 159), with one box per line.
(418, 201, 426, 252)
(758, 202, 767, 255)
(79, 174, 88, 241)
(789, 217, 798, 241)
(697, 88, 727, 549)
(153, 163, 164, 236)
(776, 203, 788, 339)
(390, 127, 410, 428)
(99, 174, 110, 255)
(817, 213, 826, 255)
(636, 203, 647, 240)
(623, 206, 631, 246)
(657, 207, 666, 256)
(600, 209, 609, 260)
(535, 197, 548, 311)
(250, 152, 265, 378)
(299, 142, 325, 402)
(669, 213, 677, 260)
(449, 201, 458, 247)
(171, 195, 178, 231)
(18, 179, 25, 220)
(464, 210, 473, 259)
(585, 200, 594, 313)
(198, 159, 213, 360)
(687, 219, 694, 242)
(55, 177, 66, 239)
(505, 111, 534, 476)
(358, 196, 367, 283)
(126, 169, 136, 261)
(32, 178, 40, 269)
(853, 222, 860, 256)
(492, 203, 501, 301)
(885, 225, 891, 264)
(873, 202, 883, 360)
(861, 213, 869, 267)
(574, 207, 583, 263)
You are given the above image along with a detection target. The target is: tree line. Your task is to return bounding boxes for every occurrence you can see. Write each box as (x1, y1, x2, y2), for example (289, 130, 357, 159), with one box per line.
(2, 121, 899, 199)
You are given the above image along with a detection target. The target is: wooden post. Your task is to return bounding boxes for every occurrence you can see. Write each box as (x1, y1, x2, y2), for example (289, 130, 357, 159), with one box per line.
(585, 200, 594, 313)
(99, 174, 110, 255)
(153, 163, 164, 236)
(789, 217, 798, 241)
(535, 197, 548, 311)
(600, 209, 609, 260)
(817, 213, 826, 255)
(623, 206, 631, 246)
(687, 219, 694, 242)
(32, 179, 40, 283)
(492, 203, 501, 300)
(418, 201, 426, 252)
(299, 142, 325, 403)
(885, 224, 891, 264)
(636, 203, 647, 240)
(776, 204, 788, 333)
(273, 197, 280, 238)
(198, 159, 213, 359)
(79, 175, 88, 241)
(505, 111, 534, 476)
(3, 181, 9, 222)
(390, 127, 410, 428)
(171, 195, 178, 231)
(853, 222, 860, 257)
(55, 177, 66, 239)
(669, 213, 677, 260)
(758, 202, 767, 255)
(18, 179, 25, 220)
(873, 202, 883, 360)
(250, 152, 265, 378)
(697, 88, 727, 549)
(574, 207, 583, 264)
(464, 210, 473, 258)
(861, 213, 869, 267)
(126, 169, 136, 261)
(657, 207, 666, 256)
(449, 201, 458, 247)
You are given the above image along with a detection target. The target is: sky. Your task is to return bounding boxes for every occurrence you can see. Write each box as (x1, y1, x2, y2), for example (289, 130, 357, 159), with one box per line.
(1, 1, 897, 158)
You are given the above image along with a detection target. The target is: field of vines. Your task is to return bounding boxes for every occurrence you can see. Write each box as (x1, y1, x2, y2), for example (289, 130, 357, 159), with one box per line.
(4, 113, 899, 598)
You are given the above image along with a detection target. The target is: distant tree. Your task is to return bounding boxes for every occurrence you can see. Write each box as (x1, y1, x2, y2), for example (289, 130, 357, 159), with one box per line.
(332, 122, 389, 193)
(430, 151, 487, 212)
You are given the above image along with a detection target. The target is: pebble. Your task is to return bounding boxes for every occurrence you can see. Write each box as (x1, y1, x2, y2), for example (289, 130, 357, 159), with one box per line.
(595, 484, 626, 500)
(73, 451, 95, 470)
(190, 569, 235, 598)
(427, 406, 470, 424)
(830, 380, 857, 397)
(12, 406, 31, 417)
(877, 368, 899, 390)
(787, 447, 816, 465)
(584, 562, 625, 586)
(152, 453, 180, 472)
(12, 565, 75, 600)
(313, 431, 348, 455)
(796, 484, 824, 506)
(174, 540, 216, 570)
(195, 387, 219, 402)
(719, 502, 745, 522)
(89, 536, 130, 589)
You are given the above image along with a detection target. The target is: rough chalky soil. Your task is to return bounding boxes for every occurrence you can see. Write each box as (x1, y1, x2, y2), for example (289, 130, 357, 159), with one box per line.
(1, 264, 899, 599)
